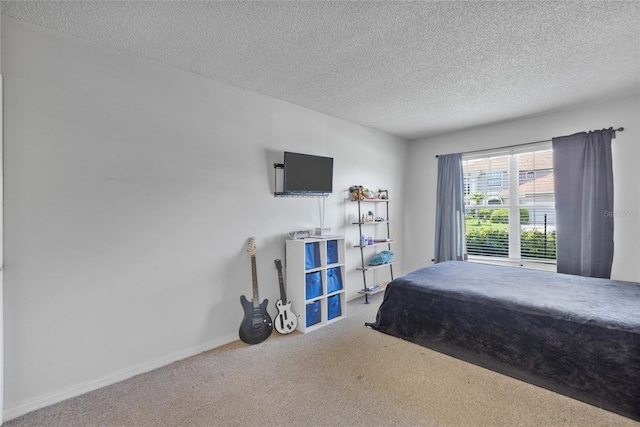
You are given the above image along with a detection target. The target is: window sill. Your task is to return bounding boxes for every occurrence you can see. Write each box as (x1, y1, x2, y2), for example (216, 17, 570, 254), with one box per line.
(467, 256, 557, 273)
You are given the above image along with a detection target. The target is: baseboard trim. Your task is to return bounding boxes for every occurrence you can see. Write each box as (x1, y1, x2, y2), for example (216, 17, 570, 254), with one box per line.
(3, 333, 238, 422)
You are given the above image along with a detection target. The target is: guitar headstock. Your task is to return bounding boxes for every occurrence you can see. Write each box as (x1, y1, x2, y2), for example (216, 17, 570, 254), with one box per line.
(247, 237, 256, 256)
(275, 259, 282, 270)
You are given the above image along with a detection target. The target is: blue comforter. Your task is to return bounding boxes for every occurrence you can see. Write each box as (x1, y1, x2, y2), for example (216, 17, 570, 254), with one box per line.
(368, 261, 640, 420)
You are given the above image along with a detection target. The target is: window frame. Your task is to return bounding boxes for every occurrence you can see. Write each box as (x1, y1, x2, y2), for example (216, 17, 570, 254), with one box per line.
(462, 142, 556, 272)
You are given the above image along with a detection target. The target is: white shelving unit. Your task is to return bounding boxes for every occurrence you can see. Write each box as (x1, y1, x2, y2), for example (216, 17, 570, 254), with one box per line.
(352, 197, 396, 303)
(286, 237, 346, 333)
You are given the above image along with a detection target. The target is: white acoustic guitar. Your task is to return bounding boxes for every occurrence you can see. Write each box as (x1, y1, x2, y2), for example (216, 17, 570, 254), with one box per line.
(274, 259, 297, 334)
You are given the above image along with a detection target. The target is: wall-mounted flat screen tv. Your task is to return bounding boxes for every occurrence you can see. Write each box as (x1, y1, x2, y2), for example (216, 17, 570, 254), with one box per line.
(283, 151, 333, 195)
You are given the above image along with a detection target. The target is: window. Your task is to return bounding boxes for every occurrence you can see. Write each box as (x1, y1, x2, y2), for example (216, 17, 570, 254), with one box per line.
(463, 144, 556, 268)
(486, 171, 503, 187)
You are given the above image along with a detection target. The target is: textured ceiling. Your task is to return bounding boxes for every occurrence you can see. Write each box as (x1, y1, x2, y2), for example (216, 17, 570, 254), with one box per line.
(2, 1, 639, 140)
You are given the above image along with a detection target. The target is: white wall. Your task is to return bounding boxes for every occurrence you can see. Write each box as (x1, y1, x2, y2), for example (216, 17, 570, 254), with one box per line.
(1, 10, 5, 425)
(405, 95, 640, 283)
(1, 17, 407, 418)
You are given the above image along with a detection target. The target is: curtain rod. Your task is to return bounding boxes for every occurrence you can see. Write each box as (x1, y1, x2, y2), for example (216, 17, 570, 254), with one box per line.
(435, 127, 624, 158)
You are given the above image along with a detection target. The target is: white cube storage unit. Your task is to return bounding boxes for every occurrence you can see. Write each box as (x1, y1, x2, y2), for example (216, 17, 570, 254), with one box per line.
(286, 237, 346, 332)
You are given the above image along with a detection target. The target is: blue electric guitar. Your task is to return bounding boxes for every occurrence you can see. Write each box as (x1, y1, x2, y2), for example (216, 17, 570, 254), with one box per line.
(239, 237, 273, 345)
(274, 259, 297, 334)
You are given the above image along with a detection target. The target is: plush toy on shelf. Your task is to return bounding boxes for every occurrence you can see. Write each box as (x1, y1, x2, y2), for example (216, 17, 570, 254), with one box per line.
(349, 185, 366, 201)
(364, 188, 376, 199)
(368, 250, 394, 266)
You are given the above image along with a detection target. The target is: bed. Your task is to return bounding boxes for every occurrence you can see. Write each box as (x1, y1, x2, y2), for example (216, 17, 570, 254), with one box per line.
(367, 261, 640, 420)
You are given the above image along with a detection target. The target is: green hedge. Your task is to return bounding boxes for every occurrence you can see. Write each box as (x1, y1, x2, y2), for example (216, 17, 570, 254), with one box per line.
(521, 229, 556, 259)
(478, 209, 492, 221)
(466, 229, 509, 257)
(489, 209, 530, 225)
(466, 228, 555, 259)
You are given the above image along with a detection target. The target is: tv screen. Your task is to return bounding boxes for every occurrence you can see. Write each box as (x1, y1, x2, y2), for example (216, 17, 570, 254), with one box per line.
(283, 152, 333, 194)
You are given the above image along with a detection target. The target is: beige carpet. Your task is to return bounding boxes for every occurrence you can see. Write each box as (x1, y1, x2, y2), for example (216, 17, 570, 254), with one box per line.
(6, 293, 639, 426)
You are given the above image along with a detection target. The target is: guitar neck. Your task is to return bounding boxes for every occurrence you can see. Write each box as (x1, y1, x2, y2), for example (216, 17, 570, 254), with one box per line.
(251, 255, 260, 308)
(276, 266, 286, 302)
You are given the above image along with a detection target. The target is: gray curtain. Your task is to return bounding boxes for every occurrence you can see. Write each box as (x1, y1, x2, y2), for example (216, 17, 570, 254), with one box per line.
(552, 128, 615, 278)
(434, 153, 466, 263)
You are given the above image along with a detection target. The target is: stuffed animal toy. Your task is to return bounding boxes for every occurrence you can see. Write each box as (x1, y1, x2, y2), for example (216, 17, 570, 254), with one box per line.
(349, 185, 366, 200)
(368, 250, 394, 266)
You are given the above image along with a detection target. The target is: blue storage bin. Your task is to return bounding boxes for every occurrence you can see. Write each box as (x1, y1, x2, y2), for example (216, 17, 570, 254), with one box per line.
(328, 294, 341, 320)
(327, 239, 339, 264)
(305, 242, 321, 270)
(326, 266, 343, 293)
(305, 271, 323, 299)
(306, 300, 321, 327)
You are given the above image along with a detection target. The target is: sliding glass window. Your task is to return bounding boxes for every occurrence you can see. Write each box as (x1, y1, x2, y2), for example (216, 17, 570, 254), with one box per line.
(462, 143, 556, 268)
